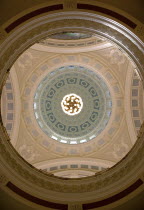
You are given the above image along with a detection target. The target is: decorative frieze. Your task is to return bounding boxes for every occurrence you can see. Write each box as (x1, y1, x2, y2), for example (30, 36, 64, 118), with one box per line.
(135, 24, 144, 41)
(68, 203, 83, 210)
(0, 10, 144, 202)
(0, 173, 8, 186)
(0, 28, 7, 42)
(64, 0, 77, 10)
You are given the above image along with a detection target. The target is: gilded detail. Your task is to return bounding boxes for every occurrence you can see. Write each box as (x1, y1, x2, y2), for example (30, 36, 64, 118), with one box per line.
(62, 93, 83, 115)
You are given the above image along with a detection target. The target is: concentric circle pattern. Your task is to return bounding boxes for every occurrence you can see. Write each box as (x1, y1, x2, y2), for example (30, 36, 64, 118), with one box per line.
(34, 66, 112, 144)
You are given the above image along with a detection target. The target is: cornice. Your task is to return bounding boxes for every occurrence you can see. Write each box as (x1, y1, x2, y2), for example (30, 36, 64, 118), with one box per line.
(0, 7, 143, 205)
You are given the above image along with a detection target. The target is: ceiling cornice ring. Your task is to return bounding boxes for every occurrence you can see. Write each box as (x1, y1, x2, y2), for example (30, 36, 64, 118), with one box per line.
(0, 9, 143, 204)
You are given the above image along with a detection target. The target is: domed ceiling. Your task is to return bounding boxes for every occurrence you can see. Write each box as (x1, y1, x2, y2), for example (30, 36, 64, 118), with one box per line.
(34, 65, 112, 144)
(1, 33, 144, 178)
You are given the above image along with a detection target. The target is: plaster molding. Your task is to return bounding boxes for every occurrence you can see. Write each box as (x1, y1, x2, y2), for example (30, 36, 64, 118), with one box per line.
(34, 157, 115, 169)
(0, 173, 8, 187)
(0, 27, 7, 43)
(20, 53, 124, 157)
(135, 23, 144, 42)
(0, 9, 143, 203)
(64, 0, 77, 10)
(68, 203, 83, 210)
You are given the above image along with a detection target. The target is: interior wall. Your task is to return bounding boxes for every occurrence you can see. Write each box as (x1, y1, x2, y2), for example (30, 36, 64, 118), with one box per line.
(0, 0, 144, 210)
